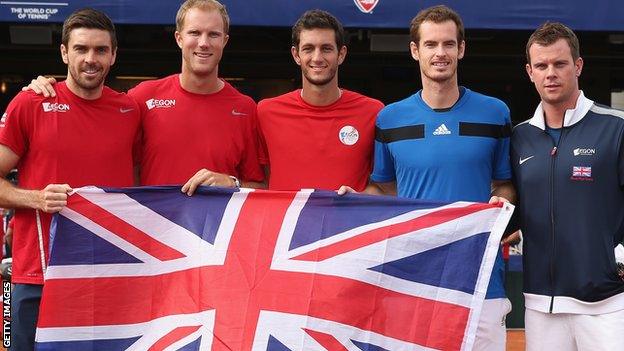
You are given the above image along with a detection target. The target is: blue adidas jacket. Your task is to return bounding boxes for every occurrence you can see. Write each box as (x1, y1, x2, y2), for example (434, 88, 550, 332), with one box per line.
(511, 92, 624, 314)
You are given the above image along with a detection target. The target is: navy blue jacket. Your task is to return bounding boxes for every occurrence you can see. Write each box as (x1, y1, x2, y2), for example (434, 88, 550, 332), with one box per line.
(511, 93, 624, 314)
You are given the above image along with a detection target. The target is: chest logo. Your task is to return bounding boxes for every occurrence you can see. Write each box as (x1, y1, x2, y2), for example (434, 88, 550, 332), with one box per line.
(573, 148, 595, 156)
(433, 124, 451, 136)
(353, 0, 379, 13)
(231, 109, 248, 116)
(571, 166, 593, 181)
(146, 98, 176, 110)
(0, 112, 6, 128)
(42, 102, 70, 113)
(519, 155, 534, 165)
(339, 125, 359, 146)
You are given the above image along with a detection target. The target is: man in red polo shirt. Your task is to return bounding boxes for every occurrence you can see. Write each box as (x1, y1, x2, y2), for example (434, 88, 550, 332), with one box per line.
(258, 10, 383, 192)
(0, 9, 140, 350)
(255, 11, 382, 192)
(130, 0, 264, 189)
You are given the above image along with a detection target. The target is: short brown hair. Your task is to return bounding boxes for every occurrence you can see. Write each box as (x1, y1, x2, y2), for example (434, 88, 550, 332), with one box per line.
(62, 8, 116, 49)
(526, 22, 580, 63)
(410, 5, 464, 45)
(176, 0, 230, 34)
(292, 10, 345, 49)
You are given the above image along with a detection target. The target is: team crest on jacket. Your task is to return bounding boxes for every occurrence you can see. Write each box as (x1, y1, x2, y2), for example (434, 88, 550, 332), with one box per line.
(353, 0, 379, 13)
(339, 125, 359, 146)
(0, 112, 6, 128)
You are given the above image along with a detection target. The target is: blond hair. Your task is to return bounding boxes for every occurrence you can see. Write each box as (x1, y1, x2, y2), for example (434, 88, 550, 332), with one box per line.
(176, 0, 229, 33)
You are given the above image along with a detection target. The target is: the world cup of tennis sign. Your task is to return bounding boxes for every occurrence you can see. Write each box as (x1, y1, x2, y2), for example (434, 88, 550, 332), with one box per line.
(353, 0, 379, 14)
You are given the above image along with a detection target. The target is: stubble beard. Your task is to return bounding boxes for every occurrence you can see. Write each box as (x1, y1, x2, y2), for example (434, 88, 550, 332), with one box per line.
(302, 67, 337, 87)
(69, 64, 106, 91)
(423, 64, 457, 85)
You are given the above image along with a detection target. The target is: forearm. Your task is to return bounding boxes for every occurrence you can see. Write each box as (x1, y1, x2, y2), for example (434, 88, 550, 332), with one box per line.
(0, 178, 41, 210)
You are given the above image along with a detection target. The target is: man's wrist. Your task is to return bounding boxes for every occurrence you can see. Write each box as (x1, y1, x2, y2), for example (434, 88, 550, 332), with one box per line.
(25, 188, 44, 211)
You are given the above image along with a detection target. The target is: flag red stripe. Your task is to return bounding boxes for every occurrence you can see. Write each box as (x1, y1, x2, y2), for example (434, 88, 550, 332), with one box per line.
(147, 325, 201, 351)
(67, 193, 185, 261)
(303, 329, 348, 350)
(293, 203, 494, 262)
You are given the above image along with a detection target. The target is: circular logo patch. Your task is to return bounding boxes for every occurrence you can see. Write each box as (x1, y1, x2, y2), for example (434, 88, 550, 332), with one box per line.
(339, 125, 359, 146)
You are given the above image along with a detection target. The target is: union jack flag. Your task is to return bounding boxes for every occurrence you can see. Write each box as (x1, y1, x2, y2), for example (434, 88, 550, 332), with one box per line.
(572, 166, 592, 178)
(35, 186, 513, 351)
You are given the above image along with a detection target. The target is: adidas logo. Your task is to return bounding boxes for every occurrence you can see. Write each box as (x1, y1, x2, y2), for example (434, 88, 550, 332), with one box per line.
(433, 124, 451, 135)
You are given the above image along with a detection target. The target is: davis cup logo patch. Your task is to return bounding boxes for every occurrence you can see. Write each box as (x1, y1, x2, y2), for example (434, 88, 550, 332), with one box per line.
(353, 0, 379, 13)
(339, 126, 359, 146)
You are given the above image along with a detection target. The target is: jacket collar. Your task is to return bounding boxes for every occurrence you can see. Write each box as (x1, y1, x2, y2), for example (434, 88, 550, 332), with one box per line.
(529, 91, 593, 130)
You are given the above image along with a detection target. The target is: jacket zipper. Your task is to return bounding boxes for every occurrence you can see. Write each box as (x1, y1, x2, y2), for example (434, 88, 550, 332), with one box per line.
(548, 129, 565, 313)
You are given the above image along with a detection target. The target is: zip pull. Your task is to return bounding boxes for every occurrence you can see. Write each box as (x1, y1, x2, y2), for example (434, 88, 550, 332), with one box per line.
(551, 146, 558, 156)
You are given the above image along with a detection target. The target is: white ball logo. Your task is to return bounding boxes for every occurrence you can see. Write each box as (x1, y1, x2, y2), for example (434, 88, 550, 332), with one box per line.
(339, 125, 359, 146)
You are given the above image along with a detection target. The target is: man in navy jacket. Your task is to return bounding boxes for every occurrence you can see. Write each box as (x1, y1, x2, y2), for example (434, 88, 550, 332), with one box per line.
(512, 22, 624, 350)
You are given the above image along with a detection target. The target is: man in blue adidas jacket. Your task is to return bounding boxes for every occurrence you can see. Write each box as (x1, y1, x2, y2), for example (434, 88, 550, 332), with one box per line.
(512, 22, 624, 350)
(341, 5, 516, 350)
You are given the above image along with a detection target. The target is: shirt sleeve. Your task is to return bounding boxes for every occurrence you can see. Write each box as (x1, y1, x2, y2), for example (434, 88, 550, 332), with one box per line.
(492, 107, 512, 181)
(370, 131, 396, 183)
(0, 92, 33, 158)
